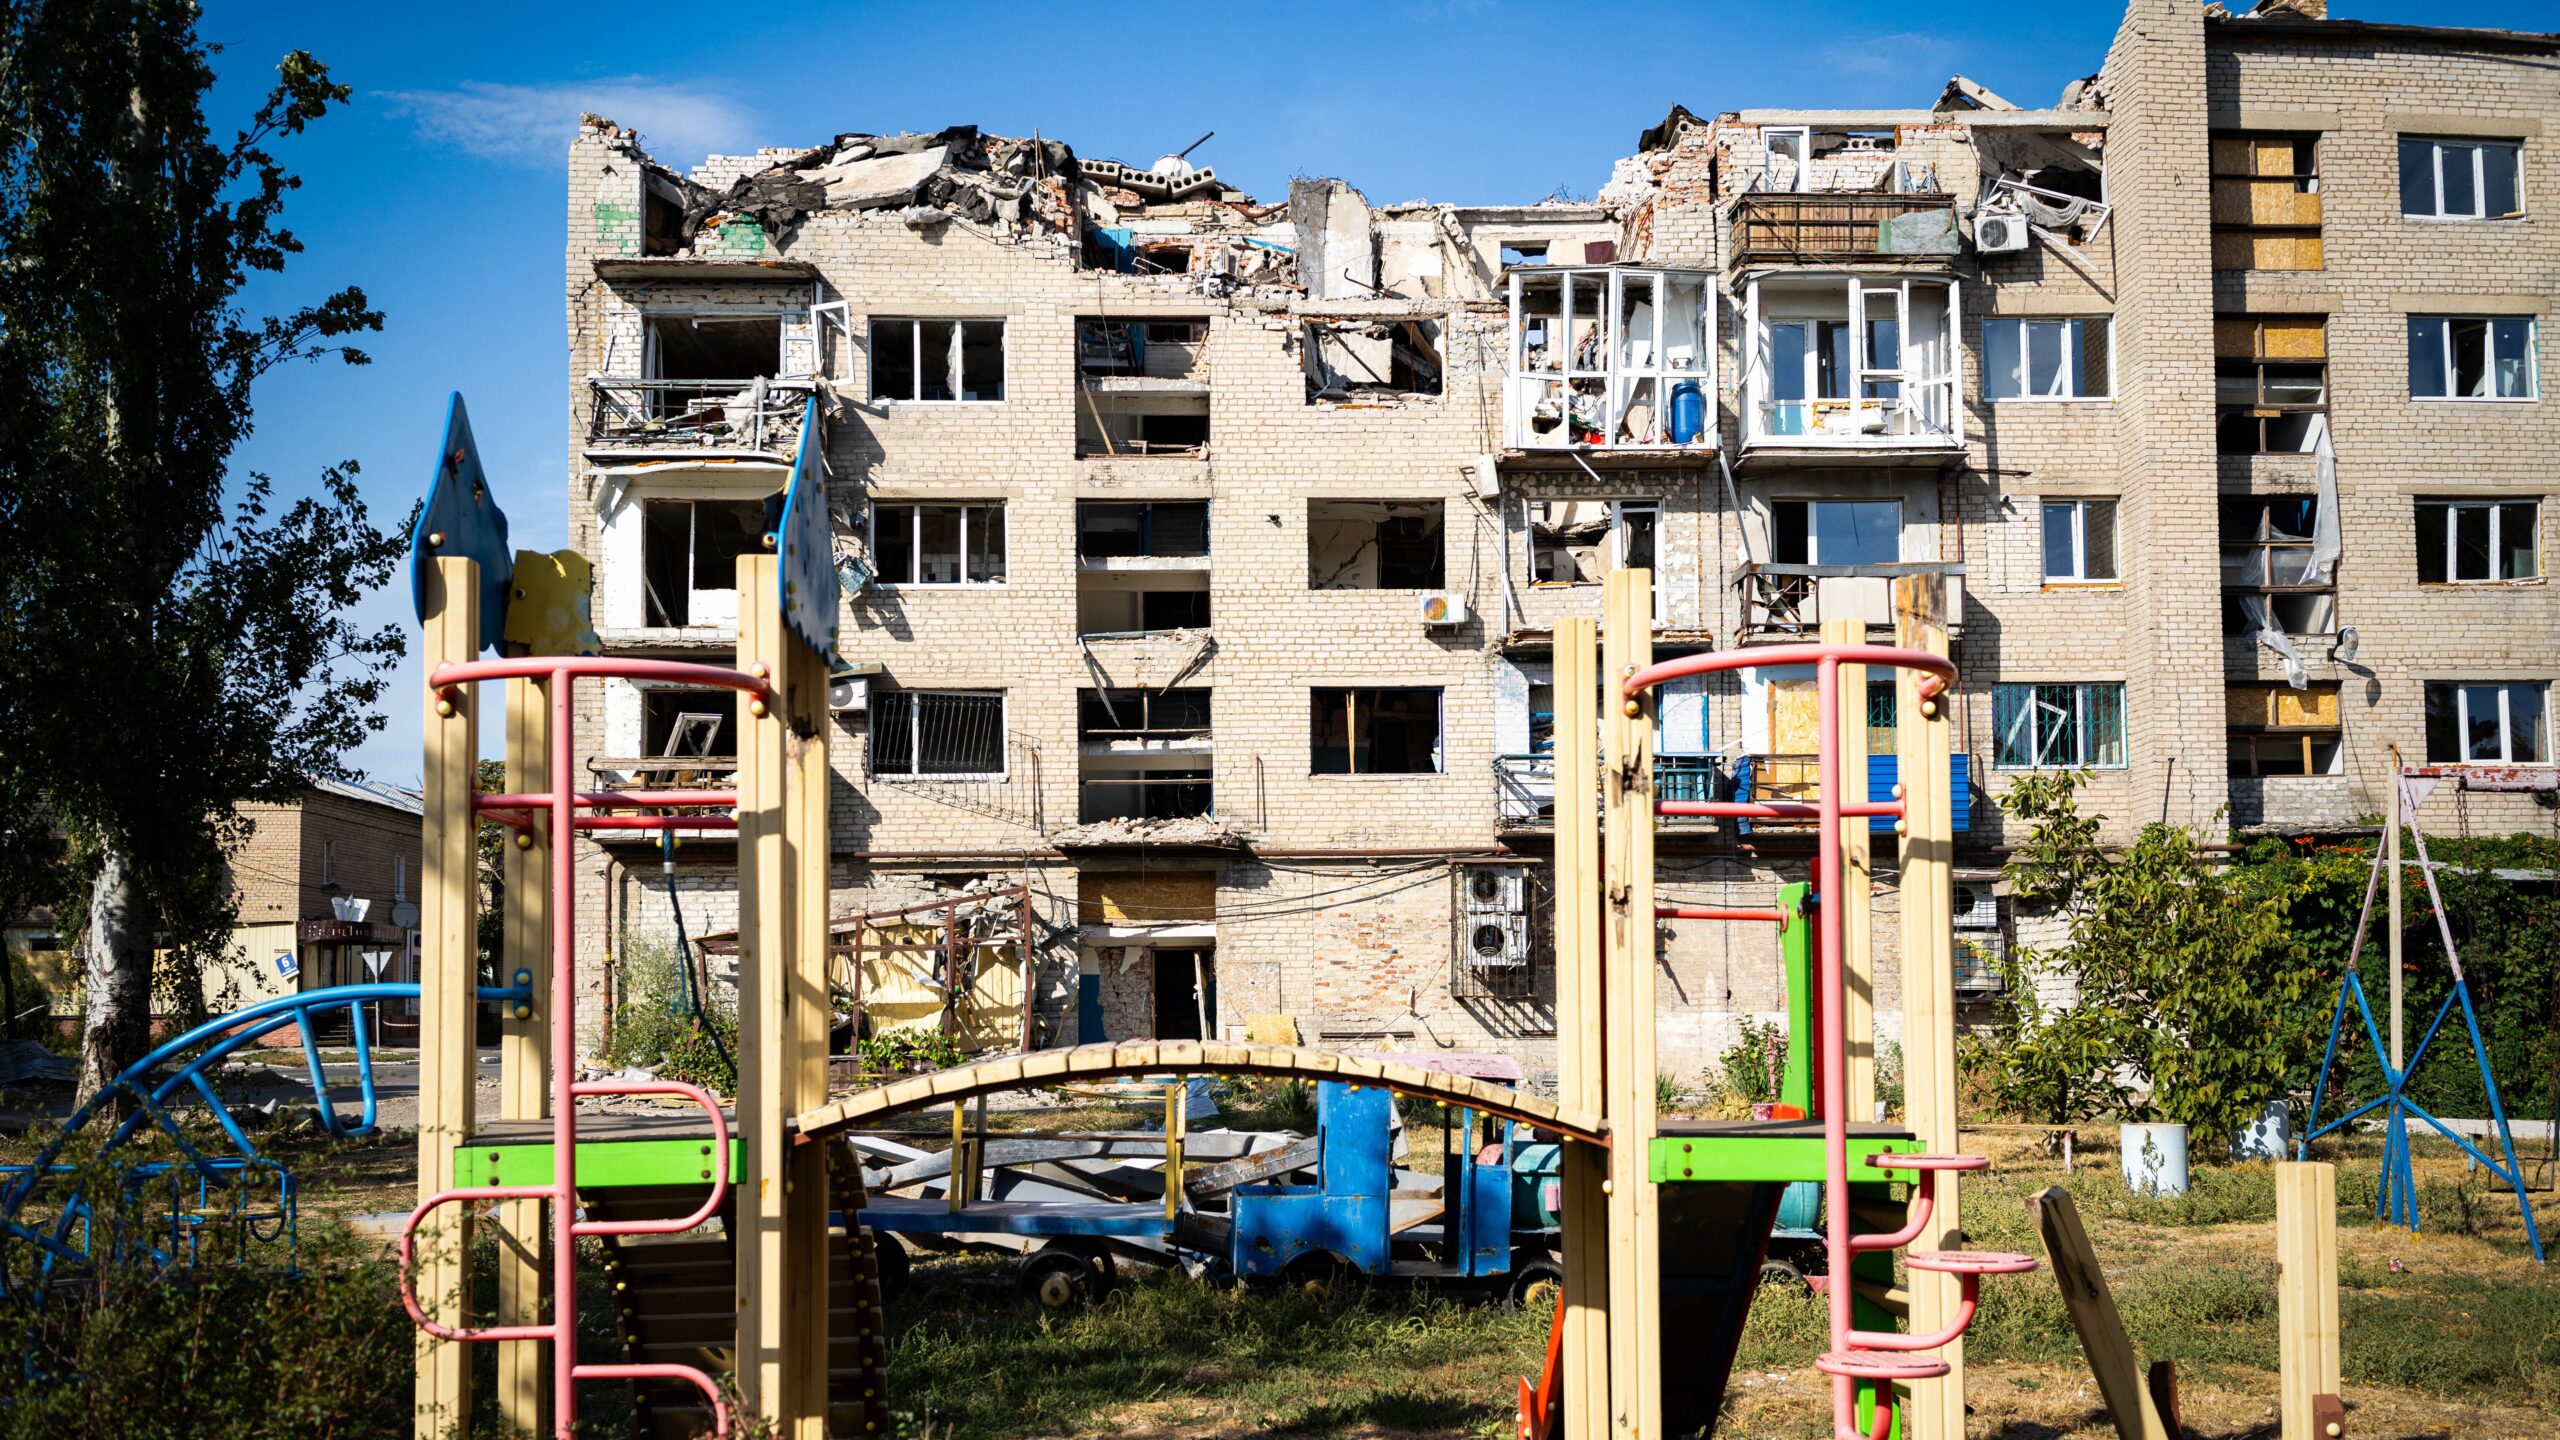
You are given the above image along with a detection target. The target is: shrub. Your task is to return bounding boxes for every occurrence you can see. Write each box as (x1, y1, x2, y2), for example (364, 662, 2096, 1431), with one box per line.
(857, 1029, 965, 1076)
(604, 935, 737, 1095)
(1715, 1015, 1789, 1108)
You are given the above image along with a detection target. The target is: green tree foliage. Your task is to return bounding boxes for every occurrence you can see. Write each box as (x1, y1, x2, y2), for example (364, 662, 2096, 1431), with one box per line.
(0, 8, 399, 1100)
(1977, 772, 2329, 1147)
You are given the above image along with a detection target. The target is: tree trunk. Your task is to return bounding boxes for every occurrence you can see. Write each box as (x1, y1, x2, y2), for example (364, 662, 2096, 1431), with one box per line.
(75, 843, 153, 1109)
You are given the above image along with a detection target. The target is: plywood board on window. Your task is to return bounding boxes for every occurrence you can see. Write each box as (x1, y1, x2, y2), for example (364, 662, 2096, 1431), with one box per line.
(1079, 870, 1217, 925)
(2273, 686, 2340, 729)
(2261, 317, 2327, 358)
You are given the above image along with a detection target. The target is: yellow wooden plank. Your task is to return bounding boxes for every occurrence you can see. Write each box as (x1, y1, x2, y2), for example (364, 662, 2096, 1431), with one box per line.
(2030, 1187, 2171, 1440)
(2277, 1162, 2341, 1440)
(496, 673, 551, 1437)
(414, 557, 478, 1439)
(1601, 571, 1661, 1440)
(1553, 616, 1608, 1440)
(734, 553, 796, 1429)
(1895, 576, 1963, 1439)
(781, 630, 831, 1439)
(1824, 618, 1877, 1121)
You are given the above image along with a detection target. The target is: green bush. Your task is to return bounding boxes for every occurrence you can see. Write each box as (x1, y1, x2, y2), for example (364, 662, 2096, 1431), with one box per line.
(603, 936, 737, 1095)
(856, 1029, 964, 1076)
(1714, 1015, 1788, 1108)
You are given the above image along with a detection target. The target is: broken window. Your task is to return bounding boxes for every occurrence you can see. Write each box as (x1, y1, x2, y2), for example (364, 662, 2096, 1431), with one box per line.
(1984, 318, 2111, 400)
(1308, 500, 1445, 589)
(1772, 500, 1901, 567)
(1509, 267, 1713, 449)
(644, 313, 784, 419)
(2210, 133, 2322, 272)
(869, 319, 1006, 402)
(2417, 500, 2539, 584)
(1991, 682, 2126, 770)
(641, 498, 765, 626)
(1311, 687, 1443, 775)
(872, 503, 1006, 586)
(2227, 683, 2344, 777)
(2215, 315, 2327, 453)
(2221, 497, 2334, 636)
(2400, 137, 2523, 220)
(1304, 319, 1444, 401)
(2425, 681, 2550, 765)
(1076, 318, 1209, 379)
(1527, 500, 1659, 586)
(1078, 502, 1209, 559)
(1746, 275, 1956, 445)
(643, 688, 739, 761)
(2041, 500, 2119, 584)
(2408, 316, 2537, 401)
(1076, 395, 1208, 458)
(1499, 241, 1550, 268)
(871, 690, 1007, 777)
(1079, 689, 1212, 823)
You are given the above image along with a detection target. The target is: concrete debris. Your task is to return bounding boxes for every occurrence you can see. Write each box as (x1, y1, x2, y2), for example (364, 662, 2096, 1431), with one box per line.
(1048, 815, 1250, 849)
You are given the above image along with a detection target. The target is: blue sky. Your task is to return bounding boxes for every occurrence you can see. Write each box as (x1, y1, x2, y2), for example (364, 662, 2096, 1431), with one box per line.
(198, 0, 2548, 784)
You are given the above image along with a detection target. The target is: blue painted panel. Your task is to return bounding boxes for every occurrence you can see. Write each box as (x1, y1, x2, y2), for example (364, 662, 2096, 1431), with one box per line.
(1866, 754, 1971, 833)
(774, 395, 838, 662)
(1462, 1154, 1513, 1277)
(1318, 1082, 1392, 1195)
(409, 392, 512, 655)
(1229, 1188, 1387, 1277)
(1076, 974, 1103, 1043)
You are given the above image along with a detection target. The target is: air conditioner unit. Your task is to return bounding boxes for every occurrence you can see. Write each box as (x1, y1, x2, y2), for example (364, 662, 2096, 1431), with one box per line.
(1974, 211, 2031, 254)
(1463, 864, 1528, 917)
(1467, 913, 1531, 968)
(827, 676, 868, 714)
(1419, 590, 1470, 627)
(1952, 884, 2000, 931)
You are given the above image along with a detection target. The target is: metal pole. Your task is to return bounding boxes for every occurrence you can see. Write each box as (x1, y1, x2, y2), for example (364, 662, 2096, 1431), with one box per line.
(2387, 745, 2403, 1071)
(549, 667, 580, 1437)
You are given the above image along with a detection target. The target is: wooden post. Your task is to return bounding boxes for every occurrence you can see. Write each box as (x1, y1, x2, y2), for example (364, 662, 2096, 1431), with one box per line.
(1600, 571, 1661, 1440)
(1552, 616, 1611, 1440)
(414, 556, 478, 1438)
(2277, 1162, 2342, 1440)
(1821, 617, 1876, 1121)
(735, 552, 830, 1436)
(1892, 575, 1961, 1438)
(1164, 1078, 1188, 1223)
(2028, 1187, 2172, 1440)
(496, 673, 552, 1437)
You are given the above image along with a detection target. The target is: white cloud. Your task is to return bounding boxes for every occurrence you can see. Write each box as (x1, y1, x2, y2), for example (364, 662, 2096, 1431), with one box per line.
(383, 78, 762, 169)
(1818, 32, 1959, 77)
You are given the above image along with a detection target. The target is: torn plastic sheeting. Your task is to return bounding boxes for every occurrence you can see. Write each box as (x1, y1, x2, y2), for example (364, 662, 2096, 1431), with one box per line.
(2303, 414, 2341, 585)
(2241, 593, 2309, 690)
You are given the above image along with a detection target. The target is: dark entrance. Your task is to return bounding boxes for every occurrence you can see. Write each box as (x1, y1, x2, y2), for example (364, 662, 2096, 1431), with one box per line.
(1152, 948, 1214, 1040)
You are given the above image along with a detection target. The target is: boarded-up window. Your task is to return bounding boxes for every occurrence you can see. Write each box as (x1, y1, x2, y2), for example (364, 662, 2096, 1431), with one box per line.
(2227, 683, 2343, 777)
(2210, 134, 2322, 272)
(2215, 315, 2327, 454)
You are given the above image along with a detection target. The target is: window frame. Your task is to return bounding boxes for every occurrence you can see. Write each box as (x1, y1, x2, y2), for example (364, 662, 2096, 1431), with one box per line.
(2424, 681, 2551, 766)
(2039, 498, 2120, 585)
(1983, 317, 2113, 402)
(2216, 314, 2329, 454)
(2417, 499, 2541, 585)
(2221, 496, 2334, 638)
(870, 501, 1008, 588)
(868, 688, 1009, 781)
(2399, 136, 2525, 221)
(2208, 131, 2323, 274)
(867, 317, 1007, 404)
(1309, 686, 1446, 777)
(1772, 498, 1905, 567)
(2406, 315, 2539, 403)
(2226, 683, 2345, 778)
(1991, 681, 2128, 771)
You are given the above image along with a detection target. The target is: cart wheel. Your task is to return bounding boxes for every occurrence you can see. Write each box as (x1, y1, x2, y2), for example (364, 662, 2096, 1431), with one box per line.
(1019, 1249, 1100, 1310)
(1282, 1250, 1349, 1302)
(869, 1229, 911, 1305)
(1507, 1255, 1564, 1312)
(1757, 1259, 1811, 1293)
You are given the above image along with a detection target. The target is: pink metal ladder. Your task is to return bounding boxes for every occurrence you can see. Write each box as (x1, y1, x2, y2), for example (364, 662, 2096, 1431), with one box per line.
(399, 656, 775, 1440)
(1624, 642, 2035, 1440)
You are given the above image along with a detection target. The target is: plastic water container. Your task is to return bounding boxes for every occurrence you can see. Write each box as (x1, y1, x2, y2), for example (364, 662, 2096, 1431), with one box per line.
(2230, 1100, 2291, 1161)
(1668, 381, 1706, 444)
(2120, 1122, 2191, 1196)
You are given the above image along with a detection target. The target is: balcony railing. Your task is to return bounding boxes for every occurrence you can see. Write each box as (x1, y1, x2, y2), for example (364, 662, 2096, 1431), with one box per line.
(587, 375, 814, 451)
(1728, 193, 1959, 267)
(1735, 564, 1966, 640)
(1730, 752, 1973, 834)
(1494, 753, 1728, 827)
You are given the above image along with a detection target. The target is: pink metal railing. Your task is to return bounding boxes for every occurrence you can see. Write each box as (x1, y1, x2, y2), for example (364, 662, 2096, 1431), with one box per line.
(1623, 641, 2033, 1440)
(398, 655, 776, 1440)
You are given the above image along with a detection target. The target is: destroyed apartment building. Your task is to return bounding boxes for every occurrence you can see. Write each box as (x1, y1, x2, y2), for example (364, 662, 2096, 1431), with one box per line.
(564, 0, 2560, 1084)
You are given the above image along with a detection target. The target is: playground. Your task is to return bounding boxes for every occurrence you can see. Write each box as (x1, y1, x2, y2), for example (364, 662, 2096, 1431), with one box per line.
(0, 395, 2551, 1440)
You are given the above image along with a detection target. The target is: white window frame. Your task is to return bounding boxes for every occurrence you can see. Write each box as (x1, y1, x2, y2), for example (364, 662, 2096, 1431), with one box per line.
(2040, 499, 2119, 584)
(1984, 317, 2113, 401)
(1775, 498, 1905, 566)
(2408, 315, 2539, 402)
(2401, 137, 2524, 221)
(2419, 499, 2540, 584)
(1743, 274, 1963, 447)
(870, 501, 1007, 588)
(870, 689, 1009, 781)
(1764, 127, 1812, 192)
(868, 318, 1007, 404)
(1992, 682, 2128, 771)
(2431, 682, 2550, 765)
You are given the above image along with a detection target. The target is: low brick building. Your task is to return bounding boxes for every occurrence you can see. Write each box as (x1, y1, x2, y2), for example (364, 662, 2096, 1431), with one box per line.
(558, 0, 2558, 1085)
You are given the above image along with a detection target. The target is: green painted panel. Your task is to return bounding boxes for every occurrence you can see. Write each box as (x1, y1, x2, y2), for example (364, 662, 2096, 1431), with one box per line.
(454, 1137, 743, 1190)
(1650, 1134, 1918, 1183)
(1779, 882, 1812, 1114)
